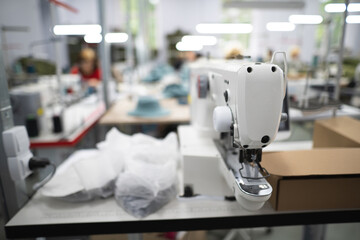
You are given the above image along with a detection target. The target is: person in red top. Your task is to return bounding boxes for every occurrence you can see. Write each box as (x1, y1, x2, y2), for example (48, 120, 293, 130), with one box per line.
(71, 48, 101, 88)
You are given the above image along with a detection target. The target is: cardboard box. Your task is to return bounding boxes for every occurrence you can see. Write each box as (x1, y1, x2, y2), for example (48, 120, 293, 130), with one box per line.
(313, 116, 360, 148)
(262, 148, 360, 211)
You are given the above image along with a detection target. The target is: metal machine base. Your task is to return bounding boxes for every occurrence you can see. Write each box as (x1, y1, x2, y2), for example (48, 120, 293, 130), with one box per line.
(214, 140, 272, 211)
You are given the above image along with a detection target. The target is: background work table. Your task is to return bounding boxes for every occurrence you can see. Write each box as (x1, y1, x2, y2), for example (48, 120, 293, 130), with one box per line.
(99, 98, 190, 125)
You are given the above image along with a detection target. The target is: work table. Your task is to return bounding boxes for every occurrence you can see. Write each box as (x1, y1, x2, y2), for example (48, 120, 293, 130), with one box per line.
(6, 190, 360, 238)
(5, 126, 360, 238)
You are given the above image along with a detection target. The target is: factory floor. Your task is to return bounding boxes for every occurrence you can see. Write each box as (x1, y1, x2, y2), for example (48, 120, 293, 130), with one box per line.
(206, 223, 360, 240)
(87, 223, 360, 240)
(1, 223, 358, 240)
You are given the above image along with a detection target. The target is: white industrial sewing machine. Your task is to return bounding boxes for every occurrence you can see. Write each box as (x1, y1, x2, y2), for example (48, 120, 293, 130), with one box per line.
(180, 52, 288, 211)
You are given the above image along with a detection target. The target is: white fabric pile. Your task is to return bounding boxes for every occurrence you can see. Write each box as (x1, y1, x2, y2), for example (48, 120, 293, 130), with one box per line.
(41, 128, 179, 217)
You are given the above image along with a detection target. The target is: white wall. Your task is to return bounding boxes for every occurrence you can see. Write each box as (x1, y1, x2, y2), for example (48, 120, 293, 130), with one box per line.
(345, 22, 360, 57)
(1, 0, 359, 69)
(57, 0, 99, 25)
(249, 0, 319, 63)
(155, 0, 222, 60)
(0, 0, 46, 67)
(155, 0, 325, 63)
(0, 0, 127, 70)
(57, 0, 125, 32)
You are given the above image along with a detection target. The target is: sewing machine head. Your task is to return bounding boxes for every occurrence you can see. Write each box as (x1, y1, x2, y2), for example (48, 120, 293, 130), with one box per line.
(192, 53, 287, 148)
(190, 52, 288, 210)
(212, 62, 286, 149)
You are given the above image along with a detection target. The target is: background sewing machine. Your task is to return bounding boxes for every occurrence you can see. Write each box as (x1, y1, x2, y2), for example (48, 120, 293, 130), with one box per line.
(9, 74, 107, 139)
(179, 53, 290, 211)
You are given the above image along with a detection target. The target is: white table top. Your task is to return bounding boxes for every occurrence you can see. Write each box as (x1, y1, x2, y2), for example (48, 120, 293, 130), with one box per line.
(6, 191, 275, 227)
(5, 126, 360, 238)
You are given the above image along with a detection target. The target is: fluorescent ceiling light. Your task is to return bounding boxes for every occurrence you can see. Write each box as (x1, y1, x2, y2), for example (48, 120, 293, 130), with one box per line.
(325, 3, 360, 13)
(105, 33, 128, 43)
(348, 3, 360, 12)
(53, 24, 102, 35)
(346, 15, 360, 24)
(181, 35, 217, 46)
(196, 23, 253, 34)
(84, 33, 102, 43)
(176, 41, 203, 51)
(266, 22, 296, 31)
(289, 15, 323, 24)
(325, 3, 346, 13)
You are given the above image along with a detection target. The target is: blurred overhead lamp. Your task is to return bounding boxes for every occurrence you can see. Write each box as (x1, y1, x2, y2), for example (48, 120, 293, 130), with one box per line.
(53, 24, 102, 35)
(266, 22, 296, 31)
(181, 35, 217, 46)
(196, 23, 253, 34)
(346, 15, 360, 24)
(84, 33, 102, 43)
(349, 3, 360, 12)
(325, 3, 346, 13)
(289, 15, 323, 24)
(325, 3, 360, 13)
(105, 33, 128, 43)
(176, 41, 203, 51)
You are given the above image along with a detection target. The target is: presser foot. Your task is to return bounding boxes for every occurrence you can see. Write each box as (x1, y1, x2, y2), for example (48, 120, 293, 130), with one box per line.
(216, 146, 272, 211)
(231, 165, 272, 211)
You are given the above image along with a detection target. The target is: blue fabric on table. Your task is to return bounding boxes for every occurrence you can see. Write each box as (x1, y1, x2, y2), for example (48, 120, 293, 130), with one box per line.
(128, 96, 170, 118)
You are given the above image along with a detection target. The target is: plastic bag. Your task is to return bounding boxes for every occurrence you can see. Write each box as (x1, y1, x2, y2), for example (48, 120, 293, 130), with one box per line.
(115, 162, 178, 218)
(114, 131, 179, 218)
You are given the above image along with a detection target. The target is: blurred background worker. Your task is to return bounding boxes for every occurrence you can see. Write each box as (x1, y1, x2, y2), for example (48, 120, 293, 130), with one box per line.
(71, 48, 101, 89)
(225, 47, 244, 60)
(288, 46, 306, 79)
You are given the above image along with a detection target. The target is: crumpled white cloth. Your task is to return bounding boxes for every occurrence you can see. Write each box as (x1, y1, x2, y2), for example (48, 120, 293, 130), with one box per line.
(40, 149, 124, 201)
(41, 128, 179, 204)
